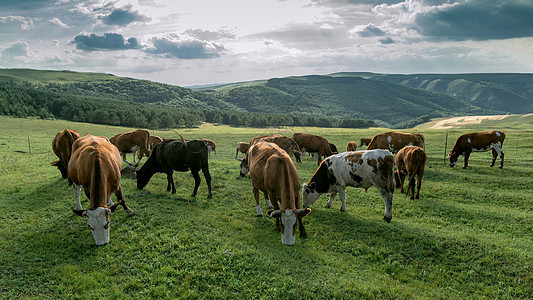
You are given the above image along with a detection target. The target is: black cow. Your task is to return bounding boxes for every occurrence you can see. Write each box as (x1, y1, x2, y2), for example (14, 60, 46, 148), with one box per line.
(136, 139, 213, 198)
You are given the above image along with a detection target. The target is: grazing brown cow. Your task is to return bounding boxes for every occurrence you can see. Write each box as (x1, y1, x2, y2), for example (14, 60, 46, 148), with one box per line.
(346, 141, 358, 152)
(51, 129, 80, 184)
(202, 139, 217, 156)
(249, 134, 302, 163)
(449, 131, 505, 169)
(239, 141, 311, 245)
(68, 135, 135, 245)
(302, 149, 395, 222)
(136, 135, 163, 161)
(293, 133, 333, 165)
(235, 142, 250, 158)
(109, 129, 150, 167)
(367, 131, 425, 154)
(329, 142, 338, 154)
(359, 138, 372, 148)
(394, 146, 427, 200)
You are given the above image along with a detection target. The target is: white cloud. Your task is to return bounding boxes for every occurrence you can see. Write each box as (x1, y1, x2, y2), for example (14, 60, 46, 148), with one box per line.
(49, 17, 69, 28)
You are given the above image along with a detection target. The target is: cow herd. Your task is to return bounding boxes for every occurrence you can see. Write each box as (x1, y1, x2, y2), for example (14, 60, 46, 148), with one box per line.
(51, 128, 506, 246)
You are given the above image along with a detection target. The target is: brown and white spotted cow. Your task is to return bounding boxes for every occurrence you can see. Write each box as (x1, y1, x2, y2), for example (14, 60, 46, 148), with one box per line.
(202, 139, 217, 156)
(250, 134, 302, 163)
(359, 138, 372, 149)
(346, 141, 358, 152)
(449, 131, 505, 169)
(68, 135, 135, 245)
(235, 142, 250, 159)
(293, 133, 334, 165)
(302, 149, 395, 222)
(394, 146, 427, 200)
(239, 141, 311, 245)
(51, 129, 80, 184)
(109, 129, 150, 167)
(367, 131, 425, 154)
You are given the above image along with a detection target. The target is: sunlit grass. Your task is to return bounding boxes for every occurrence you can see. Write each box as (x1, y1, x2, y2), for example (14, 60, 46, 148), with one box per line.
(0, 115, 532, 299)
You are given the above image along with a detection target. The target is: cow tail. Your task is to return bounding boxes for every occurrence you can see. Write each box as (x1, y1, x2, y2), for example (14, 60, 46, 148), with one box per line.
(281, 161, 299, 210)
(90, 151, 102, 209)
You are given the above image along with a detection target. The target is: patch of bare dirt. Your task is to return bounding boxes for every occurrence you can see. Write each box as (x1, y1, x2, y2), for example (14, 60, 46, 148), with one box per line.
(430, 115, 513, 129)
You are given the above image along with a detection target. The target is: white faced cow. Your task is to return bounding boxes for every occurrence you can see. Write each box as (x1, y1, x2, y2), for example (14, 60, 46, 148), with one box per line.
(68, 135, 135, 245)
(449, 131, 505, 169)
(302, 149, 395, 223)
(109, 129, 150, 167)
(235, 142, 250, 159)
(239, 141, 311, 245)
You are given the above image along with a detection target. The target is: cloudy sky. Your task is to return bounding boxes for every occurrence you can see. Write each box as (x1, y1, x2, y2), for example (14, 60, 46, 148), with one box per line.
(1, 0, 533, 86)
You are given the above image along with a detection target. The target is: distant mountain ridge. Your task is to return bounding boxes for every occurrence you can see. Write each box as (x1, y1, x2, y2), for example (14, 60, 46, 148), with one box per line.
(1, 68, 532, 128)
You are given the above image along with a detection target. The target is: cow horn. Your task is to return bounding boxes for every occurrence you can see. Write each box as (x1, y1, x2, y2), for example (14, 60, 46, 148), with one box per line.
(267, 209, 281, 217)
(234, 158, 243, 161)
(72, 209, 87, 217)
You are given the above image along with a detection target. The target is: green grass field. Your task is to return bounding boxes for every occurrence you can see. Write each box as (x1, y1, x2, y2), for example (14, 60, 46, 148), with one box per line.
(1, 115, 532, 299)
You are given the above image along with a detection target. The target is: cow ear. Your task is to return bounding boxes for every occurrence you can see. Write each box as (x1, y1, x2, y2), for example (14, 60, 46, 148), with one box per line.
(267, 210, 281, 218)
(50, 160, 60, 166)
(105, 208, 112, 216)
(72, 209, 86, 217)
(296, 208, 311, 218)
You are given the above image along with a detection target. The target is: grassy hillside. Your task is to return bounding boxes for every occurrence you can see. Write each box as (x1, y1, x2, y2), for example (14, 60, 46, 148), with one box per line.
(0, 68, 119, 84)
(336, 72, 533, 114)
(1, 115, 532, 298)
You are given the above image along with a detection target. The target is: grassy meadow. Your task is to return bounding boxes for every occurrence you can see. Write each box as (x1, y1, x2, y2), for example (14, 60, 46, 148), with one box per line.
(1, 115, 532, 299)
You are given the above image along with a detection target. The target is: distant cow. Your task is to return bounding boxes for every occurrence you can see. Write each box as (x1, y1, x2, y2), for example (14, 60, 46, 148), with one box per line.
(68, 135, 135, 245)
(250, 134, 302, 163)
(367, 131, 425, 154)
(293, 133, 334, 165)
(449, 131, 505, 169)
(137, 135, 163, 161)
(136, 139, 213, 198)
(109, 129, 151, 167)
(51, 129, 80, 184)
(240, 141, 310, 245)
(346, 141, 358, 152)
(302, 149, 395, 222)
(202, 139, 217, 156)
(235, 142, 250, 158)
(359, 138, 372, 148)
(394, 146, 427, 200)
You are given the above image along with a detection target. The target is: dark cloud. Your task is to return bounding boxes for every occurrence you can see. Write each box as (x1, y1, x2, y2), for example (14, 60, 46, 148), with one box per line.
(379, 37, 395, 44)
(356, 24, 385, 37)
(101, 5, 151, 27)
(184, 29, 236, 41)
(415, 0, 533, 40)
(72, 33, 141, 51)
(146, 34, 224, 59)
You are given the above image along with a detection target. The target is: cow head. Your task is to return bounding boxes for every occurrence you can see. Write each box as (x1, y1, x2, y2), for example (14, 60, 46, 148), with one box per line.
(238, 157, 249, 177)
(294, 150, 302, 163)
(73, 207, 111, 246)
(448, 152, 459, 168)
(135, 168, 152, 190)
(301, 182, 321, 208)
(267, 208, 311, 246)
(50, 160, 68, 179)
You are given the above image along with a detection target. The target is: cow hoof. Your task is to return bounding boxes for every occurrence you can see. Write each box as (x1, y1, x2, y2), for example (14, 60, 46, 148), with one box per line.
(324, 204, 331, 209)
(383, 216, 392, 223)
(256, 214, 263, 217)
(207, 194, 213, 199)
(190, 193, 197, 197)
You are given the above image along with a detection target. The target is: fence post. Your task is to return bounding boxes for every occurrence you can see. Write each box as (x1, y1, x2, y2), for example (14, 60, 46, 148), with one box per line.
(28, 136, 31, 155)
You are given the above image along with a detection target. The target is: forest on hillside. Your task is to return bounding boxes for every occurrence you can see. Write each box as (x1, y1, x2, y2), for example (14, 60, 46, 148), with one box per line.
(0, 82, 376, 129)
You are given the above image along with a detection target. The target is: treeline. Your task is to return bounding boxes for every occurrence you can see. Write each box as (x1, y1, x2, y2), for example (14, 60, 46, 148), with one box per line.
(0, 82, 376, 129)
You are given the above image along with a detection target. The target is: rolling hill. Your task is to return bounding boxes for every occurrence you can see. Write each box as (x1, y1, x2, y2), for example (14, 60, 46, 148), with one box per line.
(1, 68, 531, 128)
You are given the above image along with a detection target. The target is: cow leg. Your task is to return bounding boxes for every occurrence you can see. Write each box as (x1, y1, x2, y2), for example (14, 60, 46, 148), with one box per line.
(463, 151, 471, 169)
(415, 173, 422, 199)
(190, 170, 202, 197)
(337, 188, 347, 211)
(202, 165, 213, 199)
(121, 153, 134, 167)
(377, 187, 393, 223)
(297, 216, 307, 238)
(490, 149, 497, 167)
(73, 183, 83, 210)
(166, 172, 176, 194)
(408, 175, 416, 200)
(107, 198, 114, 207)
(264, 193, 273, 209)
(325, 191, 337, 208)
(499, 151, 504, 168)
(399, 171, 406, 194)
(110, 187, 135, 216)
(254, 188, 263, 217)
